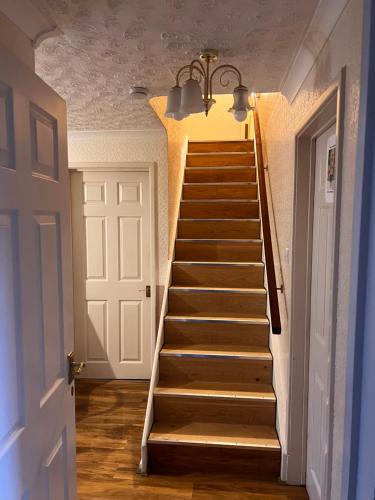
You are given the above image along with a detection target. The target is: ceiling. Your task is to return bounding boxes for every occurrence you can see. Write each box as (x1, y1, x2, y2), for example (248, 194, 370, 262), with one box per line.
(34, 0, 319, 131)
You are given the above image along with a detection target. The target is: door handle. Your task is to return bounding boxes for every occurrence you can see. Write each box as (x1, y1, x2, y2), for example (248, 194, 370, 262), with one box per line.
(67, 352, 85, 384)
(138, 285, 151, 297)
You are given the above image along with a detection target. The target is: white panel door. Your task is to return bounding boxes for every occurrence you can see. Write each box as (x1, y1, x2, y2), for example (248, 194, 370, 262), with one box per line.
(0, 46, 76, 499)
(71, 170, 153, 378)
(306, 124, 336, 500)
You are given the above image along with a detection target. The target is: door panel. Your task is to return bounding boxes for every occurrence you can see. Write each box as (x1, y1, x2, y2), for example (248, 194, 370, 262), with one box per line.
(86, 300, 108, 361)
(306, 124, 336, 500)
(71, 170, 153, 379)
(0, 45, 75, 499)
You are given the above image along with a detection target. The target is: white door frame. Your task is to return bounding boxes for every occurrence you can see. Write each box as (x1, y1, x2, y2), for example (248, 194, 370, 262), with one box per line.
(286, 69, 345, 492)
(69, 161, 157, 375)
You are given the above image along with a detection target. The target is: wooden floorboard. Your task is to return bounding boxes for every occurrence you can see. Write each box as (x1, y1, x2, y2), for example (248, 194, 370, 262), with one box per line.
(76, 379, 308, 499)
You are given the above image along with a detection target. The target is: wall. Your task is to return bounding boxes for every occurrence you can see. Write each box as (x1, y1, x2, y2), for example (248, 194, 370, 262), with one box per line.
(150, 94, 251, 255)
(68, 129, 169, 294)
(0, 10, 34, 69)
(257, 0, 362, 496)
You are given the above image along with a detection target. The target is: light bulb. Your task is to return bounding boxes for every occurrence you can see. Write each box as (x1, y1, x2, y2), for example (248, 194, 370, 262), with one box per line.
(234, 109, 248, 122)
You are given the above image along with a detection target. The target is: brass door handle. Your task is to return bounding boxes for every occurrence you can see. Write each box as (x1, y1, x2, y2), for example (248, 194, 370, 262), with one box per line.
(67, 352, 85, 384)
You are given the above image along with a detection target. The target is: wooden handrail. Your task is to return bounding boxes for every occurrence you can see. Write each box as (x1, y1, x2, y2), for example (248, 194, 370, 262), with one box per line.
(252, 101, 281, 334)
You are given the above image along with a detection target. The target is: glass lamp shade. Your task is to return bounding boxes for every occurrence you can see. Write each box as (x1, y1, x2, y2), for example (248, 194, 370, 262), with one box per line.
(234, 109, 248, 122)
(232, 85, 251, 110)
(165, 85, 182, 117)
(228, 84, 251, 121)
(180, 78, 204, 114)
(173, 111, 190, 121)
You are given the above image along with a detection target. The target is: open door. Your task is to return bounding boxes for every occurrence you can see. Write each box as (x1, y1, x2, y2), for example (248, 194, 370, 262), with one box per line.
(0, 43, 76, 499)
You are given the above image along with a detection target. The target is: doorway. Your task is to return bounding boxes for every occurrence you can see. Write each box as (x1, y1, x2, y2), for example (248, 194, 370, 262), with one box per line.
(287, 73, 345, 492)
(306, 123, 336, 499)
(70, 163, 156, 379)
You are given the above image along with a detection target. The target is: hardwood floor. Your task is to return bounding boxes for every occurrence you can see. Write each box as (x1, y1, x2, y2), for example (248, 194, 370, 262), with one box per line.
(75, 379, 308, 499)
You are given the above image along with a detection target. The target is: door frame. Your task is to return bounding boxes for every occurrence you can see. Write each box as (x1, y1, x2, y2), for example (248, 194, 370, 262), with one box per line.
(69, 161, 157, 375)
(286, 69, 346, 491)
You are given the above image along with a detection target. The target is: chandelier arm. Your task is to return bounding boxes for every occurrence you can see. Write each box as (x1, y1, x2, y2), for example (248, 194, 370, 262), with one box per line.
(175, 64, 193, 85)
(177, 68, 192, 84)
(190, 63, 206, 81)
(189, 58, 206, 78)
(209, 64, 242, 99)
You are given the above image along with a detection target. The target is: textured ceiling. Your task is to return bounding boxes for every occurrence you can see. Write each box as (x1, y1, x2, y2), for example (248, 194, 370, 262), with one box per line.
(35, 0, 319, 131)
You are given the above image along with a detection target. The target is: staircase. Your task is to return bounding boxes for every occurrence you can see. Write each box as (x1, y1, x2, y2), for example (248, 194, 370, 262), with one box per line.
(146, 140, 281, 478)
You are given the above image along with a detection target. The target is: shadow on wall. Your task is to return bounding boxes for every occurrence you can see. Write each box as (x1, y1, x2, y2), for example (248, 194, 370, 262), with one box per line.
(150, 94, 251, 256)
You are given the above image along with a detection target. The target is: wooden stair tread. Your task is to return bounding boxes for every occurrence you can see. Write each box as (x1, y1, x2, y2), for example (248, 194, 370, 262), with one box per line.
(169, 285, 266, 293)
(178, 218, 260, 221)
(160, 345, 272, 360)
(187, 151, 253, 155)
(181, 197, 259, 201)
(177, 238, 261, 242)
(155, 381, 276, 401)
(185, 165, 255, 171)
(184, 181, 257, 185)
(188, 140, 254, 154)
(173, 260, 264, 266)
(165, 313, 269, 323)
(148, 422, 280, 450)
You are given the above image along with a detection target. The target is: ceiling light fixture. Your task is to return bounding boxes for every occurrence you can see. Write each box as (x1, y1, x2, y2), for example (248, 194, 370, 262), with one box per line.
(165, 49, 252, 122)
(129, 86, 149, 101)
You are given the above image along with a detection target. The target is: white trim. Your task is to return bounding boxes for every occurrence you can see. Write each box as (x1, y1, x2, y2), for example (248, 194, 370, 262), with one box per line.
(281, 0, 350, 103)
(69, 161, 154, 172)
(0, 0, 60, 45)
(139, 136, 188, 474)
(69, 160, 157, 379)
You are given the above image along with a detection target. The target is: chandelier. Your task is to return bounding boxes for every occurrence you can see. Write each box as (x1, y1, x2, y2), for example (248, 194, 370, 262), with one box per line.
(165, 49, 252, 122)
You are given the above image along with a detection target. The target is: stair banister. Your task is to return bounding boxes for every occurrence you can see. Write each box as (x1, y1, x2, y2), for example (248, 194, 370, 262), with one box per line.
(252, 100, 282, 335)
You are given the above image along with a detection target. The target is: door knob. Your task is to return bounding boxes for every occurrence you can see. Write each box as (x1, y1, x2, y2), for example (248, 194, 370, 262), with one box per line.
(67, 352, 85, 384)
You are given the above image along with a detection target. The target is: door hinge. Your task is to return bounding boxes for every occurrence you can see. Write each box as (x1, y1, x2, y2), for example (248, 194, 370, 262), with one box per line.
(146, 285, 151, 298)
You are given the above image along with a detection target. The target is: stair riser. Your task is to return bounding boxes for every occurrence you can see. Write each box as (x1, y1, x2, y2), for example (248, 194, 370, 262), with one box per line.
(175, 240, 262, 262)
(148, 443, 280, 477)
(186, 153, 255, 167)
(183, 183, 257, 200)
(168, 289, 267, 316)
(164, 319, 269, 346)
(180, 201, 259, 219)
(185, 168, 256, 183)
(177, 220, 260, 239)
(154, 396, 276, 426)
(159, 356, 272, 385)
(188, 141, 254, 153)
(172, 263, 264, 288)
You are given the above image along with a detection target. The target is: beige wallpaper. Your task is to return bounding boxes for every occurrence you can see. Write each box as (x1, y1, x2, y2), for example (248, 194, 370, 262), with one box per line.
(150, 96, 187, 257)
(257, 0, 362, 496)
